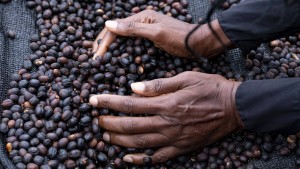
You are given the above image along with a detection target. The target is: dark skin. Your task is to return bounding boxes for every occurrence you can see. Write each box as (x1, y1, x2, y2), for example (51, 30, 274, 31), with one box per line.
(90, 10, 244, 165)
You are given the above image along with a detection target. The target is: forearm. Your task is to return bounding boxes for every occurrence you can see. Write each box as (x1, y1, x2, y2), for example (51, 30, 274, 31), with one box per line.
(219, 0, 300, 53)
(236, 78, 300, 134)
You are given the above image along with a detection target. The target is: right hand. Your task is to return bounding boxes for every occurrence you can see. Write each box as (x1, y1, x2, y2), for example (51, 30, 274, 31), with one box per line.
(93, 10, 196, 59)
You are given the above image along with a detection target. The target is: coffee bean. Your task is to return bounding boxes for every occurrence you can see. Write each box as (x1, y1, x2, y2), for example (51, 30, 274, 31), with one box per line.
(142, 156, 152, 166)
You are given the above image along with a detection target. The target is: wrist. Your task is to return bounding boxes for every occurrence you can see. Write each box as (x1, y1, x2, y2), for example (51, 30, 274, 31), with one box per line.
(188, 20, 232, 58)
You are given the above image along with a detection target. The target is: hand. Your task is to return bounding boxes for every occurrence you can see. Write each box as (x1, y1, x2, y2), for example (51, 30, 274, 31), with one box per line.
(89, 71, 243, 165)
(93, 10, 232, 60)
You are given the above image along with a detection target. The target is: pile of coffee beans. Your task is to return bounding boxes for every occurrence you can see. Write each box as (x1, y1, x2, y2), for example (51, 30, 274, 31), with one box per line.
(244, 36, 300, 80)
(1, 0, 300, 168)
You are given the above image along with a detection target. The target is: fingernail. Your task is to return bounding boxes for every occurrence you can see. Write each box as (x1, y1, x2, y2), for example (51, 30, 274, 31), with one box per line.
(123, 155, 133, 163)
(105, 20, 118, 29)
(131, 82, 145, 91)
(89, 96, 98, 106)
(103, 132, 110, 142)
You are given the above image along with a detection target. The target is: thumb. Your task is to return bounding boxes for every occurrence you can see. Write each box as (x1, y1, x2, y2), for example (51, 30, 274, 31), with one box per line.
(105, 20, 157, 40)
(131, 74, 189, 97)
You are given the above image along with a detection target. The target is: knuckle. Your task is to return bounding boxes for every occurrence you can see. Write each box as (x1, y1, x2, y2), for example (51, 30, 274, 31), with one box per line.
(121, 99, 134, 113)
(152, 25, 164, 39)
(102, 97, 111, 109)
(156, 152, 169, 163)
(149, 79, 163, 93)
(125, 21, 136, 30)
(143, 9, 155, 15)
(165, 97, 179, 112)
(135, 135, 148, 148)
(121, 119, 136, 133)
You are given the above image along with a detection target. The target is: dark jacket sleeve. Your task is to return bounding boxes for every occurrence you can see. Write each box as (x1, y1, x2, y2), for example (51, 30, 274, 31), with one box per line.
(219, 0, 300, 133)
(218, 0, 300, 53)
(236, 78, 300, 134)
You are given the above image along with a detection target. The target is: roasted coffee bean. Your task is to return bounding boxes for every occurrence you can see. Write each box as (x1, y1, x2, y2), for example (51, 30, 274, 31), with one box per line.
(143, 156, 152, 166)
(65, 160, 77, 169)
(30, 138, 39, 146)
(48, 147, 58, 159)
(47, 132, 58, 141)
(37, 144, 48, 156)
(28, 147, 39, 156)
(57, 149, 68, 162)
(58, 138, 68, 148)
(23, 153, 33, 164)
(62, 110, 72, 121)
(40, 165, 51, 169)
(3, 1, 300, 168)
(80, 116, 91, 126)
(0, 123, 9, 134)
(48, 160, 59, 168)
(27, 163, 38, 169)
(97, 152, 108, 164)
(78, 103, 91, 112)
(69, 149, 81, 159)
(279, 147, 291, 156)
(77, 137, 85, 149)
(45, 121, 56, 132)
(33, 155, 44, 165)
(12, 156, 23, 165)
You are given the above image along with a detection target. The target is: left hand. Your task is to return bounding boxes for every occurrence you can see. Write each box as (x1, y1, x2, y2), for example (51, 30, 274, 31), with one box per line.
(89, 71, 244, 165)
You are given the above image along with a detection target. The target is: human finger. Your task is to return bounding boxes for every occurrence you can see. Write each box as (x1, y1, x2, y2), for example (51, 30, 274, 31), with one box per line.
(102, 132, 170, 149)
(97, 115, 165, 134)
(89, 94, 165, 114)
(93, 31, 116, 59)
(123, 146, 184, 165)
(92, 27, 108, 53)
(131, 72, 195, 97)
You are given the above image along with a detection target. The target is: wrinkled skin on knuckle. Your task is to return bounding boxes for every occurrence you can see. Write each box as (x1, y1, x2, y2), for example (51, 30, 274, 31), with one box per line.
(164, 97, 180, 113)
(156, 152, 169, 163)
(152, 79, 164, 93)
(121, 119, 136, 134)
(135, 135, 148, 148)
(121, 99, 134, 113)
(102, 97, 111, 109)
(122, 21, 136, 36)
